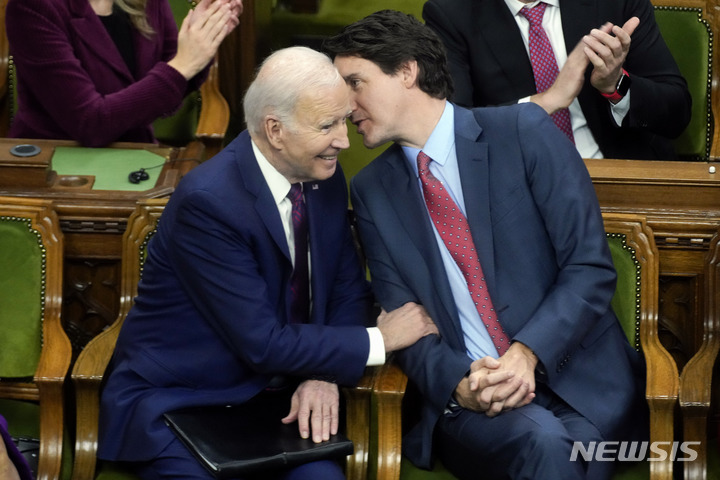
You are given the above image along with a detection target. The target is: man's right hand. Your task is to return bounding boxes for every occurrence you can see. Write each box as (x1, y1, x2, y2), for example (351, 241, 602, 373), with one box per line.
(377, 302, 438, 353)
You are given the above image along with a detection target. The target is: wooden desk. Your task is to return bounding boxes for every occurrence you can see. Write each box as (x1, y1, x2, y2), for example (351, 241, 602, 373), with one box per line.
(0, 139, 201, 355)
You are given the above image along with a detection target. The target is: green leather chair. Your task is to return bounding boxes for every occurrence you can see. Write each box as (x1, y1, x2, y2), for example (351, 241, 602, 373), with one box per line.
(370, 213, 681, 480)
(70, 198, 167, 480)
(652, 0, 716, 161)
(0, 196, 73, 480)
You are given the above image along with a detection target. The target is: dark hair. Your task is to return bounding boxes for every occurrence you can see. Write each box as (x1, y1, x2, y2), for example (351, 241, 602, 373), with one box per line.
(323, 9, 453, 100)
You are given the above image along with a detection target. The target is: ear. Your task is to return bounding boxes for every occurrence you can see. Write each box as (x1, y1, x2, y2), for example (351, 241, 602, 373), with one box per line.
(400, 60, 420, 89)
(264, 115, 285, 150)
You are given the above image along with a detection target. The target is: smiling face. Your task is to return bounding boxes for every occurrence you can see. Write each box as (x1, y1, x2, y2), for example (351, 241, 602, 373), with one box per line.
(270, 82, 352, 184)
(334, 55, 407, 149)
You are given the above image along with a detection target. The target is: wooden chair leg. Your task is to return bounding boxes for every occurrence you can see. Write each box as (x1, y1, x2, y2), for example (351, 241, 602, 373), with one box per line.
(374, 361, 407, 480)
(344, 368, 376, 480)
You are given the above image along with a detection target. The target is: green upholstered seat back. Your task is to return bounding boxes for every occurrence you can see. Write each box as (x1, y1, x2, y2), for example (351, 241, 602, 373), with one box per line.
(0, 217, 45, 378)
(151, 0, 200, 147)
(653, 6, 712, 161)
(606, 233, 641, 350)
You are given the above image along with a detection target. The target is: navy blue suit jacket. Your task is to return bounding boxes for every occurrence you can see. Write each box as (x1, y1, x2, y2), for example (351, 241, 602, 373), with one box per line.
(423, 0, 691, 160)
(350, 104, 645, 467)
(99, 131, 373, 462)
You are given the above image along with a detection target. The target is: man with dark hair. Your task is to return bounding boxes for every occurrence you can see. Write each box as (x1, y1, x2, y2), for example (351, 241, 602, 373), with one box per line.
(324, 10, 646, 479)
(422, 0, 691, 160)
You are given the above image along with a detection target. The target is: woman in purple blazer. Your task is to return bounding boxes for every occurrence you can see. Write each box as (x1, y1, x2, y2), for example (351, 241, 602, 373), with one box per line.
(5, 0, 241, 147)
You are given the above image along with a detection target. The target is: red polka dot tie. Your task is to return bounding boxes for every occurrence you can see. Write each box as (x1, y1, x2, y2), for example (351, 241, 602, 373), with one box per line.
(519, 2, 575, 143)
(417, 152, 509, 355)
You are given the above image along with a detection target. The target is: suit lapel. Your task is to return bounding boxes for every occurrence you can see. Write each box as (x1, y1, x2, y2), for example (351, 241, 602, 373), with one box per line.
(379, 146, 439, 276)
(379, 147, 466, 347)
(235, 133, 292, 263)
(453, 108, 499, 299)
(304, 179, 331, 321)
(560, 0, 596, 52)
(68, 0, 134, 81)
(477, 0, 536, 93)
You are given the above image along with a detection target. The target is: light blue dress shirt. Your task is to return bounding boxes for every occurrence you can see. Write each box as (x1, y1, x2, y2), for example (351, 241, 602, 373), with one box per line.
(402, 102, 498, 360)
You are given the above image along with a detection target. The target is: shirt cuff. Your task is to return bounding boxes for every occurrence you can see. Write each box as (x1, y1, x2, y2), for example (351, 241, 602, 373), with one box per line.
(609, 91, 630, 126)
(366, 327, 386, 366)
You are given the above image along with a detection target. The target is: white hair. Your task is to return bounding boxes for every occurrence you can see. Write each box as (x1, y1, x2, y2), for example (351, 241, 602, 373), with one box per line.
(243, 46, 344, 136)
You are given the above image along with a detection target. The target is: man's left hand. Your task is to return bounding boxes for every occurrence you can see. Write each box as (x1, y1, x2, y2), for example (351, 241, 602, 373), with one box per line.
(281, 379, 339, 443)
(583, 17, 639, 93)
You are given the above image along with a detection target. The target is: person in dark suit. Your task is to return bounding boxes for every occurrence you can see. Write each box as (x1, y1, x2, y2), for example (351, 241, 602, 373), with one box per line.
(6, 0, 241, 146)
(324, 10, 646, 479)
(422, 0, 691, 160)
(98, 45, 438, 480)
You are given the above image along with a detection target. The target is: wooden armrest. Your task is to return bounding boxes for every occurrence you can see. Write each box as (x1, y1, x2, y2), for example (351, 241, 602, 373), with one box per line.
(677, 231, 720, 480)
(36, 311, 72, 480)
(642, 333, 680, 480)
(70, 318, 125, 480)
(196, 55, 230, 160)
(373, 359, 408, 480)
(632, 225, 677, 480)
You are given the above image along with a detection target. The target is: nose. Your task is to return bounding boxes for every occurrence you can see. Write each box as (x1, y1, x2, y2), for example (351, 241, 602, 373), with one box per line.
(348, 95, 359, 112)
(334, 121, 350, 150)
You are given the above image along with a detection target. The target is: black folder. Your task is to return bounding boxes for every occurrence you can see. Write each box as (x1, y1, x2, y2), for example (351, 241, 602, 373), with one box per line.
(163, 393, 354, 478)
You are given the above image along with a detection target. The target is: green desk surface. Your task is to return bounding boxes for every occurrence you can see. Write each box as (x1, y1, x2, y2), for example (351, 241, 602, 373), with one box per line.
(52, 147, 168, 191)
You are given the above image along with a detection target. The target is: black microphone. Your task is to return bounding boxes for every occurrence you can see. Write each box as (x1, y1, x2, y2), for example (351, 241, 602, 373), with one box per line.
(128, 168, 150, 184)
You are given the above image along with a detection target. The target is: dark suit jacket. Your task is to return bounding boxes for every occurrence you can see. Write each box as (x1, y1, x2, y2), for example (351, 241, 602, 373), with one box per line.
(350, 103, 645, 468)
(6, 0, 206, 146)
(423, 0, 692, 160)
(98, 131, 373, 462)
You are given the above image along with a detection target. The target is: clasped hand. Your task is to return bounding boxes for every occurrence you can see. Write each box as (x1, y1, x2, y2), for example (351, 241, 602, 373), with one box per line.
(532, 16, 639, 114)
(169, 0, 243, 80)
(455, 342, 538, 417)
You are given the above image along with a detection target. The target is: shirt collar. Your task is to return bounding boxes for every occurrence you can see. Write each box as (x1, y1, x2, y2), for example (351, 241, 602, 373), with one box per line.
(251, 139, 294, 205)
(403, 101, 455, 176)
(505, 0, 559, 17)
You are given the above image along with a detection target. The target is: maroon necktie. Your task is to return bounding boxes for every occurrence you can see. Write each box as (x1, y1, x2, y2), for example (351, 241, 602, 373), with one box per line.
(288, 183, 309, 324)
(417, 152, 509, 355)
(519, 2, 575, 142)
